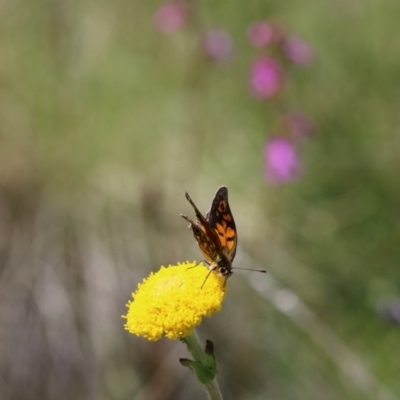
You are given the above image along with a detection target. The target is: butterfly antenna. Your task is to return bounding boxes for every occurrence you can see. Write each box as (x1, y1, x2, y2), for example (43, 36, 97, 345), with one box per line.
(232, 267, 267, 273)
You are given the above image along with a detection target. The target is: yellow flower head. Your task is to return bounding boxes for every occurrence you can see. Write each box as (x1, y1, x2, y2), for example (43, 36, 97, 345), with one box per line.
(123, 262, 226, 341)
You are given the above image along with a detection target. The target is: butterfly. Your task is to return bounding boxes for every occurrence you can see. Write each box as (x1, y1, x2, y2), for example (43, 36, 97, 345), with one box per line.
(180, 186, 238, 284)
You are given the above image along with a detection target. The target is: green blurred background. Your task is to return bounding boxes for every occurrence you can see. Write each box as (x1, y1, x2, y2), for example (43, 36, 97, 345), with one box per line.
(1, 0, 400, 399)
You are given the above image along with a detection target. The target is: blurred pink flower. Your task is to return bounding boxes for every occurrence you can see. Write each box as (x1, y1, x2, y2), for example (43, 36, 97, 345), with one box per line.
(282, 113, 315, 139)
(250, 56, 285, 99)
(203, 29, 234, 62)
(247, 22, 274, 48)
(263, 138, 302, 184)
(153, 2, 187, 34)
(282, 36, 314, 66)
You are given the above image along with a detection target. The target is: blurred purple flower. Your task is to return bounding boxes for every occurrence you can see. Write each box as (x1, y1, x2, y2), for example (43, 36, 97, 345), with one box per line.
(282, 35, 314, 66)
(203, 29, 234, 63)
(376, 297, 400, 325)
(263, 138, 302, 184)
(247, 22, 274, 48)
(282, 113, 315, 139)
(250, 56, 285, 99)
(153, 2, 187, 34)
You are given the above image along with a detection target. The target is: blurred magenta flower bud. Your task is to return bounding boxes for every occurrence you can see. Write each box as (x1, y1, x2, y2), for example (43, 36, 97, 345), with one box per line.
(282, 35, 314, 66)
(247, 22, 274, 48)
(263, 137, 302, 184)
(203, 29, 234, 63)
(153, 2, 187, 34)
(250, 56, 285, 99)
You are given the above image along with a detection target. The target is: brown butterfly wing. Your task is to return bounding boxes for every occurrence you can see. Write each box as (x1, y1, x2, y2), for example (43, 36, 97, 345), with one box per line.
(181, 192, 222, 264)
(206, 186, 237, 262)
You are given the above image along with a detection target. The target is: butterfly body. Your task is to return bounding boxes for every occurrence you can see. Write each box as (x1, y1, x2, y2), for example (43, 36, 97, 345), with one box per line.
(181, 186, 237, 279)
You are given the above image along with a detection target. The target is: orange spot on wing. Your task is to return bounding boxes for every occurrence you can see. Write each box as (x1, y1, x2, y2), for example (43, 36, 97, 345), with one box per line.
(219, 237, 227, 247)
(223, 214, 232, 221)
(225, 227, 236, 251)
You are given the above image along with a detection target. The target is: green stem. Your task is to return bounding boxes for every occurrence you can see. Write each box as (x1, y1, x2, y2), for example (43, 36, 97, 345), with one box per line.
(204, 379, 223, 400)
(183, 329, 223, 400)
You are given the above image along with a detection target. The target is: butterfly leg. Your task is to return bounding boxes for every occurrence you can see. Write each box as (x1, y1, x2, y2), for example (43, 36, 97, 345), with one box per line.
(201, 268, 215, 289)
(223, 276, 228, 288)
(186, 260, 209, 270)
(200, 262, 220, 289)
(185, 259, 215, 289)
(180, 214, 195, 226)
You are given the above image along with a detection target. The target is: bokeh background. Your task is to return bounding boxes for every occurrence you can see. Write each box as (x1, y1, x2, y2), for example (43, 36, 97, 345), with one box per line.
(1, 0, 400, 399)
